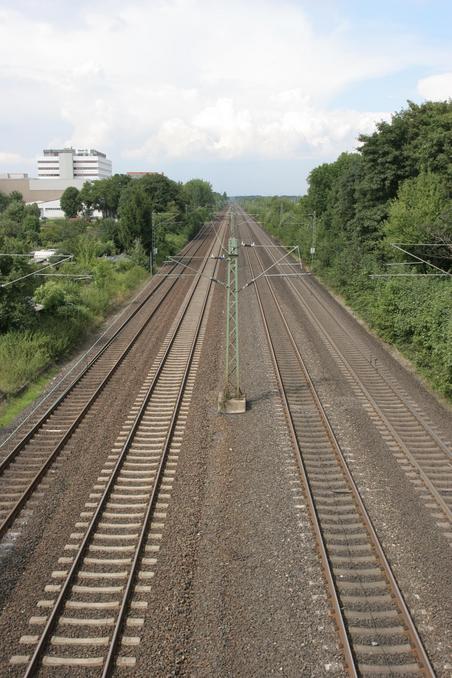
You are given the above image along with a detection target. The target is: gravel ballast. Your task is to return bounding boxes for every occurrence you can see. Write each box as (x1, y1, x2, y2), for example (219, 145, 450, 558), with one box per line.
(0, 214, 450, 676)
(132, 255, 342, 677)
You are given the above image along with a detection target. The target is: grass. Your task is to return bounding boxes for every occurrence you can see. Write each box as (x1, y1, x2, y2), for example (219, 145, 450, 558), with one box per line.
(0, 367, 59, 428)
(0, 261, 149, 428)
(0, 330, 52, 394)
(0, 262, 148, 397)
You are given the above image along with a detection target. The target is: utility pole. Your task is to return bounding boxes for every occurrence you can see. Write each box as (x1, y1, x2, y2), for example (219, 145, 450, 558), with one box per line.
(219, 210, 246, 414)
(310, 211, 316, 267)
(150, 211, 155, 275)
(150, 211, 168, 274)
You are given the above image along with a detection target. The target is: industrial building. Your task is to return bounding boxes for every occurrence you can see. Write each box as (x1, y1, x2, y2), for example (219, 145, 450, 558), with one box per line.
(0, 148, 112, 218)
(37, 148, 112, 180)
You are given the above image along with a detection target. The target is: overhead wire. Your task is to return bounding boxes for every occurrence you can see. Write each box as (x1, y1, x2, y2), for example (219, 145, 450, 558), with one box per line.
(0, 255, 73, 288)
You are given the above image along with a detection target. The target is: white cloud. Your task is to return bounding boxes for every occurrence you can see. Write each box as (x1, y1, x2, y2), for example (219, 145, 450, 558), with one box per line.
(417, 72, 452, 100)
(0, 151, 29, 165)
(131, 98, 389, 162)
(0, 0, 449, 179)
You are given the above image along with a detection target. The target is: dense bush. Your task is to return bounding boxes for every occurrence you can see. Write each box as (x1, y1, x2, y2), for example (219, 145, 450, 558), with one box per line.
(0, 175, 226, 397)
(0, 259, 148, 395)
(0, 331, 52, 393)
(241, 101, 452, 399)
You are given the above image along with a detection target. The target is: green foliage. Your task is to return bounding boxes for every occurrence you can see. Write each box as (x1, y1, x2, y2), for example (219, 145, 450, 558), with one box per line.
(78, 181, 96, 217)
(367, 279, 452, 397)
(358, 100, 452, 208)
(9, 190, 24, 203)
(22, 211, 40, 235)
(116, 173, 215, 262)
(2, 199, 25, 223)
(384, 172, 452, 244)
(118, 181, 153, 250)
(81, 174, 132, 218)
(33, 279, 87, 318)
(0, 330, 52, 393)
(0, 168, 220, 400)
(183, 179, 215, 208)
(0, 253, 37, 332)
(60, 186, 82, 218)
(0, 367, 59, 428)
(0, 195, 41, 247)
(128, 238, 148, 269)
(241, 100, 452, 399)
(98, 217, 120, 246)
(0, 256, 148, 395)
(72, 234, 105, 267)
(40, 219, 87, 252)
(0, 191, 9, 212)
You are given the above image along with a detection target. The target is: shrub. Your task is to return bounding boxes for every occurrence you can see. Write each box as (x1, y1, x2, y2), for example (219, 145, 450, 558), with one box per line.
(0, 331, 51, 393)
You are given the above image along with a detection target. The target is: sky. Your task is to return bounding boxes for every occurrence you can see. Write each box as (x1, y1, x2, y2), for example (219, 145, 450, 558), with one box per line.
(0, 0, 451, 195)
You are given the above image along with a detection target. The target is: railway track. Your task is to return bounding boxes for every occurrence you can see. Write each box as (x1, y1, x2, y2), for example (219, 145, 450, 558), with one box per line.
(9, 211, 226, 674)
(240, 211, 435, 676)
(0, 217, 222, 544)
(240, 208, 452, 546)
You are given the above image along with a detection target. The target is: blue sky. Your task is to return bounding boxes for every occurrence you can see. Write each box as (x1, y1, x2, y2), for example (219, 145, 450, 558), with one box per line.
(0, 0, 451, 195)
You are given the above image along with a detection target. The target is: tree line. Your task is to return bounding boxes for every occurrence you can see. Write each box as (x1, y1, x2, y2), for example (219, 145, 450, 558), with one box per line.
(0, 173, 226, 397)
(241, 100, 452, 398)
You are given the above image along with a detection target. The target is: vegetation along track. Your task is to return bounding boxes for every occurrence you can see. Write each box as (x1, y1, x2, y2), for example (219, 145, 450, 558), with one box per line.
(241, 207, 452, 546)
(9, 211, 226, 674)
(0, 217, 221, 544)
(241, 209, 435, 677)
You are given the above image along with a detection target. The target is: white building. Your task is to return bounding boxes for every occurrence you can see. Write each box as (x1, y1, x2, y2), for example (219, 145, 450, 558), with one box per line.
(34, 198, 102, 220)
(0, 148, 112, 218)
(34, 199, 66, 219)
(37, 148, 112, 180)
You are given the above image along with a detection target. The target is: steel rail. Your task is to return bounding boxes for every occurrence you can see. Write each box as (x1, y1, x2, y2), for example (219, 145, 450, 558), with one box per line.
(241, 239, 357, 675)
(22, 213, 225, 677)
(241, 210, 435, 677)
(0, 221, 217, 540)
(239, 205, 450, 460)
(241, 209, 452, 524)
(102, 226, 221, 676)
(0, 221, 210, 465)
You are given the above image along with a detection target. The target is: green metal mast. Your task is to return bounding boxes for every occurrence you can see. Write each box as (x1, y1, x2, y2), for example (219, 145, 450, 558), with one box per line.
(220, 209, 245, 412)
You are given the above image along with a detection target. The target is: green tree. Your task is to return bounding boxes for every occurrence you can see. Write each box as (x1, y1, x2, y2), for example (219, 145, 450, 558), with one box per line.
(183, 178, 215, 208)
(358, 100, 452, 210)
(98, 217, 121, 247)
(384, 172, 451, 244)
(0, 191, 9, 213)
(2, 199, 25, 224)
(78, 181, 96, 217)
(128, 238, 148, 269)
(33, 279, 86, 318)
(140, 173, 185, 214)
(61, 187, 82, 218)
(118, 173, 185, 253)
(73, 234, 104, 267)
(9, 190, 24, 203)
(22, 204, 41, 236)
(240, 99, 452, 398)
(0, 254, 37, 332)
(89, 174, 132, 218)
(117, 182, 153, 250)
